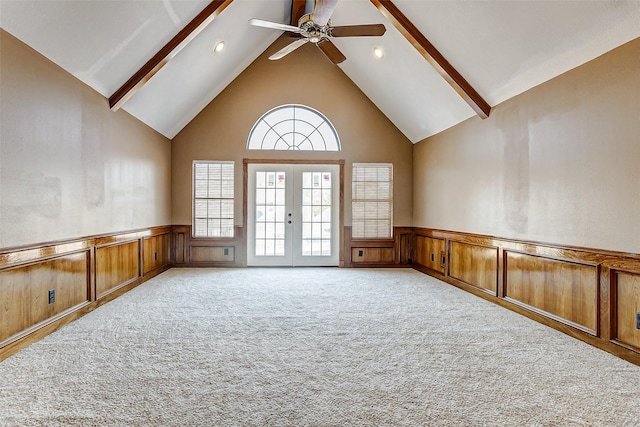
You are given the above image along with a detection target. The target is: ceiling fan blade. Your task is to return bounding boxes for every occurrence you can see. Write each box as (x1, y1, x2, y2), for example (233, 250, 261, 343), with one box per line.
(311, 0, 338, 27)
(249, 18, 301, 34)
(330, 24, 386, 37)
(317, 39, 346, 64)
(269, 38, 309, 60)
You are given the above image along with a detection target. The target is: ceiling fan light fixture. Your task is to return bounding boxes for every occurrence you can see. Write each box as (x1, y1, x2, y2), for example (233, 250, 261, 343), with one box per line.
(373, 47, 384, 58)
(308, 30, 322, 44)
(213, 41, 225, 53)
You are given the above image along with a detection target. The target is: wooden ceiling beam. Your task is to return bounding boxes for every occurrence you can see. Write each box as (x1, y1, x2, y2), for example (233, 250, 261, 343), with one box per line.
(109, 0, 234, 111)
(291, 0, 307, 26)
(370, 0, 491, 119)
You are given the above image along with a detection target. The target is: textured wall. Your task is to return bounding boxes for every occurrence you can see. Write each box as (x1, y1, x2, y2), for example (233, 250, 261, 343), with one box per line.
(413, 38, 640, 253)
(171, 35, 414, 227)
(0, 30, 172, 248)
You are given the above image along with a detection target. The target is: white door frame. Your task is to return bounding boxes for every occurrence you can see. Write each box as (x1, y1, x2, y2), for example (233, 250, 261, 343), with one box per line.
(243, 159, 344, 267)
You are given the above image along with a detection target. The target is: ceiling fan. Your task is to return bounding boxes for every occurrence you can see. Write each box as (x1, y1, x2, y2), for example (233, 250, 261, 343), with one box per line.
(249, 0, 386, 64)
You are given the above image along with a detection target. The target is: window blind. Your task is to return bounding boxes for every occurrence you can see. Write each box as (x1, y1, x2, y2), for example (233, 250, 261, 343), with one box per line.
(193, 161, 234, 238)
(351, 163, 393, 239)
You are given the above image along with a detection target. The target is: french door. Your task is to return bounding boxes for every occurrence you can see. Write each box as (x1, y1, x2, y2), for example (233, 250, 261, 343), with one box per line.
(247, 163, 340, 266)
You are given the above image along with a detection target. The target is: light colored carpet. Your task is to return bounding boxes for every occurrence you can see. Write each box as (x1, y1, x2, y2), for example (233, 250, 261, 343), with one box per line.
(1, 268, 639, 426)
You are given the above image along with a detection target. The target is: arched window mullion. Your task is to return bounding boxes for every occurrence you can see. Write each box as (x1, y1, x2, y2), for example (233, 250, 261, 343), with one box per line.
(247, 104, 340, 151)
(261, 118, 289, 150)
(292, 119, 325, 150)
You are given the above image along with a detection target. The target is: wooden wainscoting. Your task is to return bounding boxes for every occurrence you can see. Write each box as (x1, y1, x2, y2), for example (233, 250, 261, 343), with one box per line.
(0, 251, 90, 345)
(344, 226, 413, 268)
(95, 240, 140, 299)
(0, 226, 171, 360)
(415, 235, 446, 274)
(413, 228, 640, 365)
(143, 233, 171, 274)
(611, 270, 640, 351)
(171, 225, 244, 267)
(172, 225, 409, 268)
(504, 251, 598, 334)
(449, 241, 498, 295)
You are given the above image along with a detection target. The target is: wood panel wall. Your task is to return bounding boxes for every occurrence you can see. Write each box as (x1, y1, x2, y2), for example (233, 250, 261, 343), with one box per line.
(171, 225, 244, 267)
(0, 252, 90, 344)
(0, 226, 171, 359)
(504, 251, 598, 334)
(449, 241, 498, 294)
(5, 224, 640, 366)
(143, 233, 171, 274)
(95, 241, 140, 299)
(611, 271, 640, 351)
(344, 226, 413, 268)
(415, 235, 446, 274)
(172, 225, 412, 268)
(413, 228, 640, 365)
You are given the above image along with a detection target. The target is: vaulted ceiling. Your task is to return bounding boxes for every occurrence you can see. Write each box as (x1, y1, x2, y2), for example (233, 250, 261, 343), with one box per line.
(1, 0, 639, 143)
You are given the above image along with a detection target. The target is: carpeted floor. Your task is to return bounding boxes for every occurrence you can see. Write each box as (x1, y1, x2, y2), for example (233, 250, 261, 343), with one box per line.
(1, 268, 639, 426)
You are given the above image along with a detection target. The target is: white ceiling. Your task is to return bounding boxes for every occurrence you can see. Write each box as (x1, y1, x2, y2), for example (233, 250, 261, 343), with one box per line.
(2, 0, 639, 142)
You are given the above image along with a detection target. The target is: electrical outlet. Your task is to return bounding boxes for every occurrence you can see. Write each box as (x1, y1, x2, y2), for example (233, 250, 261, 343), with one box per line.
(636, 312, 640, 330)
(358, 250, 363, 257)
(224, 248, 229, 256)
(48, 289, 55, 304)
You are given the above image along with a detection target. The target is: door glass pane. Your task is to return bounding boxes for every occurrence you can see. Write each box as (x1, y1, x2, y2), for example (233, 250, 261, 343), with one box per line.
(301, 171, 332, 257)
(321, 240, 331, 256)
(255, 171, 286, 256)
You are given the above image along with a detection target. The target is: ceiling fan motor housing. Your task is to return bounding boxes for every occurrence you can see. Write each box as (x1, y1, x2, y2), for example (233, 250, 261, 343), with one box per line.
(299, 13, 330, 43)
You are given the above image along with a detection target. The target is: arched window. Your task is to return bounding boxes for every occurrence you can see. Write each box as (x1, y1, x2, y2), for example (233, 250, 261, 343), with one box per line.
(247, 104, 340, 151)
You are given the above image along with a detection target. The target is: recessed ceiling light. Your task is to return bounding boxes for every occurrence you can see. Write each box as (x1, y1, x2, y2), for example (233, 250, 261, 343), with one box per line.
(213, 41, 225, 53)
(373, 47, 384, 58)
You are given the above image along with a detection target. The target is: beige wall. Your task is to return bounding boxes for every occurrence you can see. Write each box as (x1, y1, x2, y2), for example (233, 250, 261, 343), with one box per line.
(413, 38, 640, 253)
(172, 35, 413, 227)
(0, 30, 172, 248)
